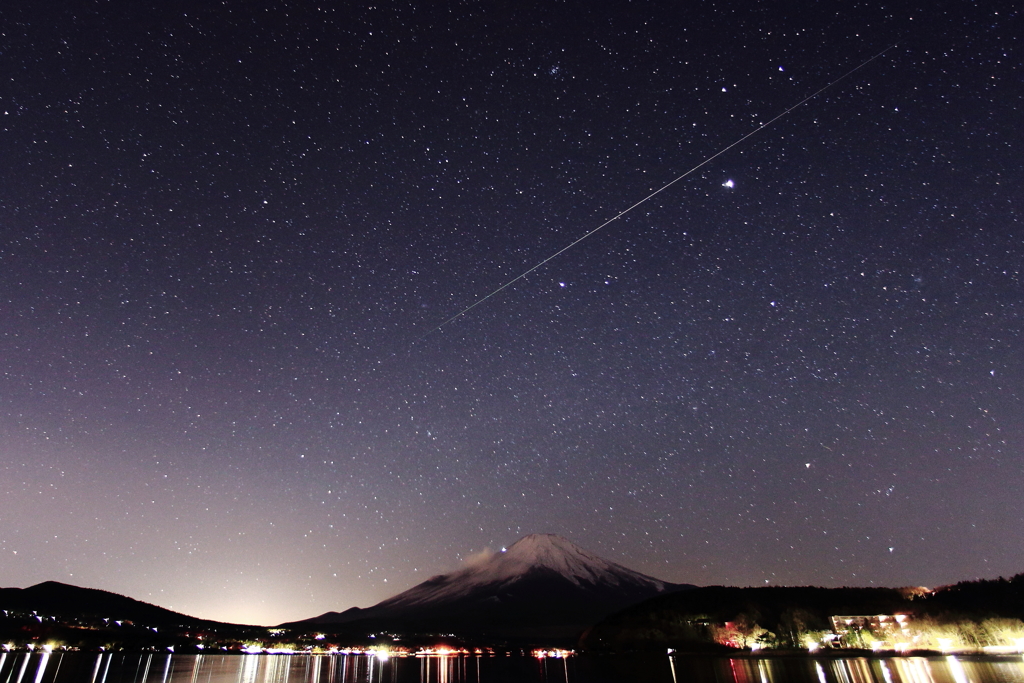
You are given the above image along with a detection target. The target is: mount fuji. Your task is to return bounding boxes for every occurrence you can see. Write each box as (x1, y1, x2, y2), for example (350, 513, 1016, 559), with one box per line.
(285, 534, 693, 641)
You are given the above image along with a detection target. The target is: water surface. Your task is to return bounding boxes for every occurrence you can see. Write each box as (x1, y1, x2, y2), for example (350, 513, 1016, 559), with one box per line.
(4, 651, 1024, 683)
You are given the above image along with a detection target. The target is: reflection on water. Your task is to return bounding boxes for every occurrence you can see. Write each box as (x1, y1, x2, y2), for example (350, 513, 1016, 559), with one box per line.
(3, 651, 1024, 683)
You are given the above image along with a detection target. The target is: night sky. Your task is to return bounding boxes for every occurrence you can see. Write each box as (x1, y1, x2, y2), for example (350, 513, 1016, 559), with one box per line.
(2, 1, 1021, 626)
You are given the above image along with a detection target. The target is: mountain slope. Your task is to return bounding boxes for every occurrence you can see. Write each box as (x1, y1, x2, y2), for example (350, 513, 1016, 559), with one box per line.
(287, 534, 693, 641)
(0, 581, 219, 628)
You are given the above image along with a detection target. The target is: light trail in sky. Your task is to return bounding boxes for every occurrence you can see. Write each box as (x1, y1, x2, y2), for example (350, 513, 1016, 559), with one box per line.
(421, 42, 898, 339)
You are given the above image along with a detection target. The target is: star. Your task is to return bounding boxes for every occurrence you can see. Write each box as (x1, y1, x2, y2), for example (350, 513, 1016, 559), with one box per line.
(0, 0, 1017, 626)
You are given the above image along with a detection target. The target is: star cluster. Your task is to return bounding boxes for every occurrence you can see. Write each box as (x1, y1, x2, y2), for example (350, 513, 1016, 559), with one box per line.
(1, 1, 1021, 625)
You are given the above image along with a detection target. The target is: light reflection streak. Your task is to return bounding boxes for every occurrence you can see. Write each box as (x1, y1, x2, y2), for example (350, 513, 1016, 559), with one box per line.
(188, 655, 203, 683)
(13, 652, 30, 683)
(49, 654, 64, 682)
(366, 653, 383, 683)
(890, 657, 936, 683)
(100, 654, 112, 683)
(541, 656, 568, 683)
(268, 655, 291, 683)
(238, 653, 259, 683)
(831, 660, 851, 683)
(89, 655, 103, 683)
(723, 658, 756, 683)
(310, 655, 321, 683)
(12, 652, 1024, 683)
(848, 658, 875, 683)
(945, 656, 969, 683)
(419, 655, 464, 683)
(879, 660, 893, 683)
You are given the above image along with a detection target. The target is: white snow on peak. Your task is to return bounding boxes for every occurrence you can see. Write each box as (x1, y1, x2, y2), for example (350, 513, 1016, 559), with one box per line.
(494, 534, 638, 586)
(374, 534, 667, 610)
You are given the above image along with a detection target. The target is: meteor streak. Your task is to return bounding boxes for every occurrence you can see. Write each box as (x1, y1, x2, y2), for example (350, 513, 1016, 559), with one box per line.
(422, 42, 898, 339)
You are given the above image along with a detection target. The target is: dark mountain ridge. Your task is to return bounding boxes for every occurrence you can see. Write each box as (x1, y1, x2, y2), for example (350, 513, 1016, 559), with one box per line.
(0, 581, 219, 627)
(4, 559, 1023, 652)
(284, 533, 694, 642)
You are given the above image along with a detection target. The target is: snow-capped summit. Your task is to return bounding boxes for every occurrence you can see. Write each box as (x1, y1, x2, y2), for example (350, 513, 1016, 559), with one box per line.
(492, 533, 669, 589)
(374, 534, 669, 612)
(288, 534, 692, 641)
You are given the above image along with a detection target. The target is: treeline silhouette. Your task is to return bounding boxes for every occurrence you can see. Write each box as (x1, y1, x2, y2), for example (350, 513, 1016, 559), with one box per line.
(580, 573, 1024, 652)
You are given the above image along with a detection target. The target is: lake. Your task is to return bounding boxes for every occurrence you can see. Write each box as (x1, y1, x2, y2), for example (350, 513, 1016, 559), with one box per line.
(3, 651, 1024, 683)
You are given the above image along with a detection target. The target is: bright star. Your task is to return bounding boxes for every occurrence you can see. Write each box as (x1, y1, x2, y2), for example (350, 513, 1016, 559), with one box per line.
(723, 179, 735, 188)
